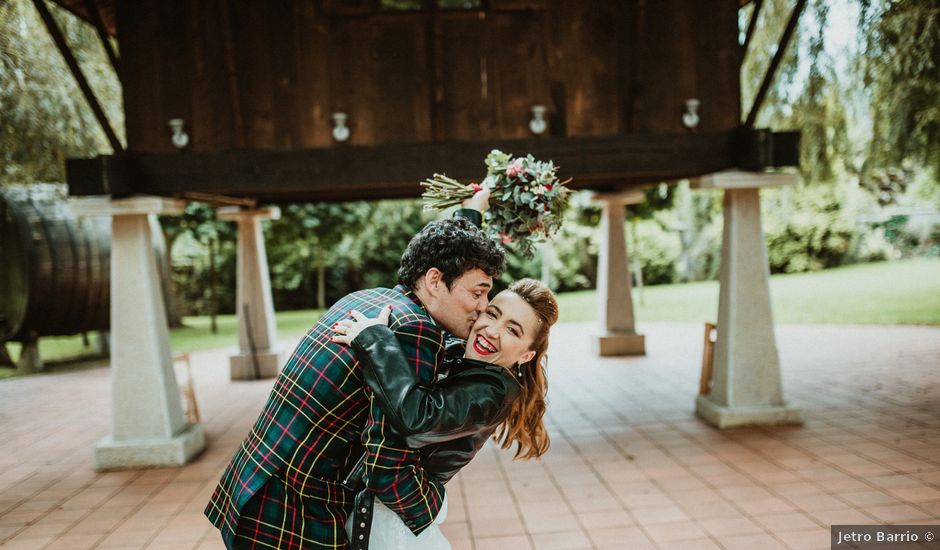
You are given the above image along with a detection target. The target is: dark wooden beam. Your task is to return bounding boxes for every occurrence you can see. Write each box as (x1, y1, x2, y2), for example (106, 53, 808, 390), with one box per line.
(66, 130, 799, 202)
(741, 0, 763, 59)
(32, 0, 124, 153)
(48, 0, 117, 36)
(66, 153, 134, 195)
(82, 0, 119, 72)
(744, 0, 807, 128)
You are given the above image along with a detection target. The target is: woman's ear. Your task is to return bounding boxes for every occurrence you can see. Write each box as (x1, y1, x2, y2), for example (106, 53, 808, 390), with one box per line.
(519, 350, 536, 366)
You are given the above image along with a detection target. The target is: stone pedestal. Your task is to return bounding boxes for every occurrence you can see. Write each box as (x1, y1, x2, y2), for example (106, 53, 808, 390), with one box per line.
(95, 331, 110, 356)
(691, 171, 803, 428)
(0, 343, 12, 367)
(218, 206, 284, 380)
(593, 192, 645, 356)
(16, 340, 43, 373)
(70, 196, 205, 469)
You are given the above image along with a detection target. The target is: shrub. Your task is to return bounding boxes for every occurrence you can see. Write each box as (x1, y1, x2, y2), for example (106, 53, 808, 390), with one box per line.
(763, 183, 855, 273)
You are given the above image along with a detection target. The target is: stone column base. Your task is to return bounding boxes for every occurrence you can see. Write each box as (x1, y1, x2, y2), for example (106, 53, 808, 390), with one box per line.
(17, 341, 44, 373)
(95, 423, 205, 470)
(695, 395, 803, 429)
(0, 343, 13, 366)
(593, 331, 646, 356)
(229, 349, 284, 380)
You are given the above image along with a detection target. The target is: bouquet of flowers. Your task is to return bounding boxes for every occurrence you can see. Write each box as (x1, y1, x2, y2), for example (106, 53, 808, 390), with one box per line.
(421, 149, 571, 257)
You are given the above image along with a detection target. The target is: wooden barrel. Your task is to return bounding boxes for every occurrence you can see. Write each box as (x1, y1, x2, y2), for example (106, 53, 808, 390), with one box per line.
(0, 185, 111, 341)
(0, 185, 174, 343)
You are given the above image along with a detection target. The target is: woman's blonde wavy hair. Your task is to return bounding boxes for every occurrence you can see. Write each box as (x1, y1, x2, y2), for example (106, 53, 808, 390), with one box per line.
(492, 278, 558, 460)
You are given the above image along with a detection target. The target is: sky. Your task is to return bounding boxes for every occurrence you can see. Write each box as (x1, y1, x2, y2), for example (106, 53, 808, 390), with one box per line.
(825, 0, 862, 77)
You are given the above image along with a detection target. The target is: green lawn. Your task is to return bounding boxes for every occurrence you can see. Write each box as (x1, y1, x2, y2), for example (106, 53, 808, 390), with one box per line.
(169, 308, 324, 355)
(1, 309, 323, 379)
(556, 258, 940, 325)
(3, 259, 937, 378)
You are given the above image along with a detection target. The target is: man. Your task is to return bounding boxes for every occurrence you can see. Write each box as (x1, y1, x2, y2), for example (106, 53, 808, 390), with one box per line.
(205, 195, 503, 549)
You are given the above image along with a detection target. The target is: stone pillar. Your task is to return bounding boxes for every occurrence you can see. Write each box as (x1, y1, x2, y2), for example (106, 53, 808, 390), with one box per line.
(218, 206, 283, 380)
(593, 192, 646, 356)
(691, 171, 803, 428)
(69, 196, 205, 469)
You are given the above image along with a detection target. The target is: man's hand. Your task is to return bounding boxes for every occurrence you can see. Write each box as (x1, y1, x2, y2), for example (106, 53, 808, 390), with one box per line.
(461, 184, 491, 213)
(331, 306, 392, 345)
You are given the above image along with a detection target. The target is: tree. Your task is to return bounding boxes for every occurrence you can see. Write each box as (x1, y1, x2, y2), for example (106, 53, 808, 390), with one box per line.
(672, 181, 722, 282)
(343, 201, 431, 293)
(861, 0, 940, 173)
(0, 0, 122, 184)
(160, 203, 236, 329)
(740, 0, 803, 130)
(267, 202, 371, 310)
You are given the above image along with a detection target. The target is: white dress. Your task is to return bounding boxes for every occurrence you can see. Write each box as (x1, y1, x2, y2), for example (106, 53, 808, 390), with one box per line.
(349, 493, 451, 550)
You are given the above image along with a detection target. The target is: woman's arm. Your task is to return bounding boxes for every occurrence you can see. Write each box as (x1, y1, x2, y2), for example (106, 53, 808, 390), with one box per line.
(453, 185, 489, 228)
(454, 207, 482, 227)
(355, 324, 514, 444)
(337, 321, 516, 447)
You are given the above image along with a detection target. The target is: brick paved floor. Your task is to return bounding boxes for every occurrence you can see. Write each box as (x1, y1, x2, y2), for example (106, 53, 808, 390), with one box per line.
(1, 322, 938, 549)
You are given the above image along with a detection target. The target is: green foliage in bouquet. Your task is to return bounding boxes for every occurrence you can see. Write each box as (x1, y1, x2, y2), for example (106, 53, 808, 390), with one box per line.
(422, 149, 571, 257)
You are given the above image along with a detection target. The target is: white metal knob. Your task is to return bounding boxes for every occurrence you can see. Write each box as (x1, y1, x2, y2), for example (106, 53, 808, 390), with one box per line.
(529, 105, 548, 135)
(168, 118, 189, 149)
(682, 99, 700, 129)
(332, 112, 350, 142)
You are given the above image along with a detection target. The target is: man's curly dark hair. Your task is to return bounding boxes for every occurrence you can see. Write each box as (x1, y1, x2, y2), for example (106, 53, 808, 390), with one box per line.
(398, 217, 505, 290)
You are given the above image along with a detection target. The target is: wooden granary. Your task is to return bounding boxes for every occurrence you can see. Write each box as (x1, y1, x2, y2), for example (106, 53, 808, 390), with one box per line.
(52, 0, 798, 201)
(32, 0, 804, 469)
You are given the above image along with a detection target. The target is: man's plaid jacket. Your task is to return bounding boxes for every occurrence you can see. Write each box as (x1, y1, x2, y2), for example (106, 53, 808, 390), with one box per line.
(205, 285, 447, 549)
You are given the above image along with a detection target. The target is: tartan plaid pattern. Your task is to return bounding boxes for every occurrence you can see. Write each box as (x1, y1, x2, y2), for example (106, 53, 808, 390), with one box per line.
(361, 325, 447, 535)
(229, 476, 341, 550)
(206, 285, 446, 549)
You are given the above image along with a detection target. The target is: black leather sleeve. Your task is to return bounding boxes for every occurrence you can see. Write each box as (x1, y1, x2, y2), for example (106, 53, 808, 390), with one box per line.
(454, 208, 482, 228)
(352, 324, 512, 447)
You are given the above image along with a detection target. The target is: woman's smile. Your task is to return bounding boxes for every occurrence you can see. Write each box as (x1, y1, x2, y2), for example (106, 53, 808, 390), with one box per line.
(471, 334, 498, 355)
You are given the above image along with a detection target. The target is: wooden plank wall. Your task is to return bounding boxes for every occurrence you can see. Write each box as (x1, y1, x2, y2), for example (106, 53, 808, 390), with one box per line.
(631, 0, 741, 133)
(118, 0, 741, 153)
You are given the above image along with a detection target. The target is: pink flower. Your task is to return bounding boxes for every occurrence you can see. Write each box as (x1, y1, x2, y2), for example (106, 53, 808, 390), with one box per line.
(506, 158, 526, 178)
(470, 183, 482, 192)
(500, 233, 513, 244)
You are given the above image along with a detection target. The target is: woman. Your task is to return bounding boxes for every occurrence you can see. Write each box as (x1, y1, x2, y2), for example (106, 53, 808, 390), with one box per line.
(331, 278, 558, 550)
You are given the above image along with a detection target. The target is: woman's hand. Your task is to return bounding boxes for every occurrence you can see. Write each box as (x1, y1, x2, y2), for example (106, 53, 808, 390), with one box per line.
(331, 305, 392, 345)
(461, 184, 491, 213)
